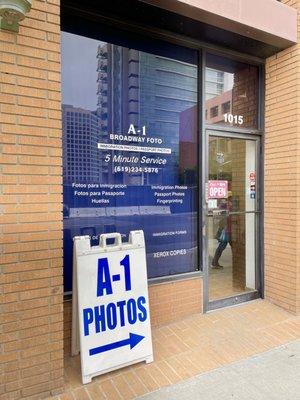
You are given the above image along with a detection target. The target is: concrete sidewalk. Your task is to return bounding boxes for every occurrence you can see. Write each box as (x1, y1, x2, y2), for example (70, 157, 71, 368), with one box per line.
(58, 301, 300, 400)
(137, 340, 300, 400)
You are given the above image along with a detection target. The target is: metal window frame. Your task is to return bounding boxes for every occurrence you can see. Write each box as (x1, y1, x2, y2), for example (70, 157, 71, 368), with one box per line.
(62, 4, 265, 66)
(61, 7, 265, 301)
(201, 50, 264, 311)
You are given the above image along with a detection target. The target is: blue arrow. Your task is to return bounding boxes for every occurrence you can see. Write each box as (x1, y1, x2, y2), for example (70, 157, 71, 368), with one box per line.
(89, 333, 145, 356)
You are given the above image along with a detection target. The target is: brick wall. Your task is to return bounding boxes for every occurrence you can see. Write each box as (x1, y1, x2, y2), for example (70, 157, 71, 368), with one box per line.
(63, 277, 203, 354)
(0, 1, 64, 399)
(148, 277, 203, 326)
(265, 0, 300, 315)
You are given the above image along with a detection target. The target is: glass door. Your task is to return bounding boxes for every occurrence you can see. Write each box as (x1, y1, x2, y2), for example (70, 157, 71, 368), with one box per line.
(206, 131, 261, 309)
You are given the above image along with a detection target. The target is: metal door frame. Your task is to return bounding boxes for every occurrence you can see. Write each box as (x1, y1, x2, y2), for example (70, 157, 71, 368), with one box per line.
(203, 129, 263, 312)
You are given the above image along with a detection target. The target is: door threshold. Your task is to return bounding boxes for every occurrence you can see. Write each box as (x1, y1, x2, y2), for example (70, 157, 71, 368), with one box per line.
(207, 291, 260, 312)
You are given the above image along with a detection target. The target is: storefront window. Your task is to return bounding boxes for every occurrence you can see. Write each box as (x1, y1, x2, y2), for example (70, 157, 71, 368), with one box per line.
(62, 32, 198, 291)
(205, 53, 259, 129)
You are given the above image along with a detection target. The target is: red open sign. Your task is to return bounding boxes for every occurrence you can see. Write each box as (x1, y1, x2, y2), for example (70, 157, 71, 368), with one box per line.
(208, 180, 228, 199)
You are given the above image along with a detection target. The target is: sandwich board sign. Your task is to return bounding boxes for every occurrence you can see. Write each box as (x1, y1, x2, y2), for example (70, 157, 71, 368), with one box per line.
(71, 231, 153, 384)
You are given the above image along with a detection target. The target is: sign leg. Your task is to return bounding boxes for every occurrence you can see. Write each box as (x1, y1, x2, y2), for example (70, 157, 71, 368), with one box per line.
(71, 252, 80, 356)
(82, 375, 92, 384)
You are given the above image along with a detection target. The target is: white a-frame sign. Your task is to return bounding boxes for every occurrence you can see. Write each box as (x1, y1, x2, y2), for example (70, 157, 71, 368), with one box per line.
(72, 231, 153, 384)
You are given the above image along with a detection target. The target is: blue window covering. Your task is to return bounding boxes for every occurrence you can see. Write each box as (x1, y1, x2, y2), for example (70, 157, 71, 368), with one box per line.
(62, 30, 198, 292)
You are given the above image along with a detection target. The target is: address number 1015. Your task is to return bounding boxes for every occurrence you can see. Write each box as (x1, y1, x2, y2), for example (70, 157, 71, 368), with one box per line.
(224, 113, 244, 125)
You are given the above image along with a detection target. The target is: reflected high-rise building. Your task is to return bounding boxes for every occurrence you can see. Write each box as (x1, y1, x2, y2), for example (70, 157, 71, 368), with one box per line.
(96, 43, 197, 185)
(97, 44, 141, 184)
(97, 44, 140, 134)
(62, 105, 108, 183)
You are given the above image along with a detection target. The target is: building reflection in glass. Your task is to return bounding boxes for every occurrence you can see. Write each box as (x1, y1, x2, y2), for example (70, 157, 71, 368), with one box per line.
(61, 32, 199, 291)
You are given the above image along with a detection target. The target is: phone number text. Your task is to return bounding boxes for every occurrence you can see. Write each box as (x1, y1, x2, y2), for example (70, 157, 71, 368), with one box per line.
(114, 166, 159, 174)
